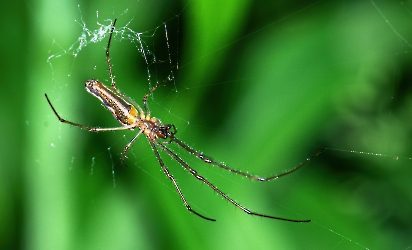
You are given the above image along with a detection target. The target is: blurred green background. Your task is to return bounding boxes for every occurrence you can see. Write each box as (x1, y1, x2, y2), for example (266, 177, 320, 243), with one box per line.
(2, 0, 412, 249)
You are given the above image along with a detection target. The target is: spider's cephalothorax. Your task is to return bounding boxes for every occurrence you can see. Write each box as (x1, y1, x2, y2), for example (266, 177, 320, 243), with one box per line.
(45, 18, 324, 222)
(151, 124, 176, 141)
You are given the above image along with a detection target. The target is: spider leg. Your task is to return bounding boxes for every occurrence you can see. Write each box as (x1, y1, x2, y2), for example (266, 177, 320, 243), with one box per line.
(155, 141, 310, 222)
(121, 130, 143, 165)
(171, 136, 325, 182)
(105, 19, 120, 94)
(142, 78, 172, 117)
(102, 19, 146, 116)
(149, 141, 216, 221)
(45, 93, 137, 132)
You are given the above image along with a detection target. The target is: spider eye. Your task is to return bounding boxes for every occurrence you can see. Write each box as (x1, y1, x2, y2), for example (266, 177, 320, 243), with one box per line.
(166, 124, 176, 136)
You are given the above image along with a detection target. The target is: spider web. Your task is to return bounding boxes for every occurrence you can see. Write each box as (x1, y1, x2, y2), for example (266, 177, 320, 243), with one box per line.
(37, 0, 412, 250)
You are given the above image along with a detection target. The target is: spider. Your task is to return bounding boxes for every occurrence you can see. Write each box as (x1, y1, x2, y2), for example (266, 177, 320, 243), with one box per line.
(45, 19, 324, 222)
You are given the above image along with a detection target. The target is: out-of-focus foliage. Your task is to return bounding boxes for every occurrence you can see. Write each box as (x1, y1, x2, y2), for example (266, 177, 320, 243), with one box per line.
(2, 0, 411, 249)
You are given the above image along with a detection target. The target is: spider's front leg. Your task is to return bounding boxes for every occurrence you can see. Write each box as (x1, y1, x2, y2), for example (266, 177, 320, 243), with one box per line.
(149, 140, 216, 221)
(171, 132, 325, 181)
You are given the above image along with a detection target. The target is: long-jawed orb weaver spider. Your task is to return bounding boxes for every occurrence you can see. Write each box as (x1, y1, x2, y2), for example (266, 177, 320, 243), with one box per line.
(45, 19, 325, 222)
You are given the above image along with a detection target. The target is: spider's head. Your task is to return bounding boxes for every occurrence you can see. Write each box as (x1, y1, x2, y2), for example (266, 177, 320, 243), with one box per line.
(157, 124, 176, 140)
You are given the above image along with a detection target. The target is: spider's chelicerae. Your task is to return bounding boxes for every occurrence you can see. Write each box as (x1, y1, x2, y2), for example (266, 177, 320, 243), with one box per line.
(45, 19, 324, 222)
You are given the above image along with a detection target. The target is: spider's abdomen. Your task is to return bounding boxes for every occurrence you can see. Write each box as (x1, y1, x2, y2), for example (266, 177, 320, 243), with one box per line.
(85, 79, 140, 126)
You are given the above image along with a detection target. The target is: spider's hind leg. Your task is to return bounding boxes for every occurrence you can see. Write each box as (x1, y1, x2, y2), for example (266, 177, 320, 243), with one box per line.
(105, 19, 121, 93)
(121, 130, 143, 165)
